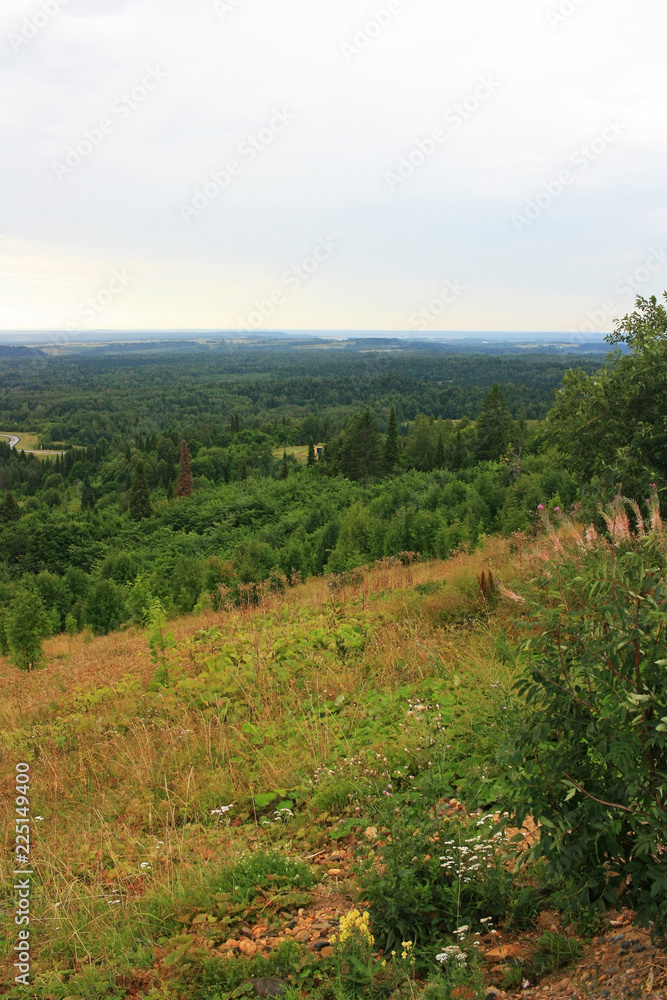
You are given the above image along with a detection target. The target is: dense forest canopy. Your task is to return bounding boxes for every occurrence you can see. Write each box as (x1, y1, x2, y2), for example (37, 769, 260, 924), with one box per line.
(0, 309, 660, 643)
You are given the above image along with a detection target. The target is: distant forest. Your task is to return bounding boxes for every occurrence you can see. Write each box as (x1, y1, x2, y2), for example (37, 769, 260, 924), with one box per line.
(1, 307, 661, 642)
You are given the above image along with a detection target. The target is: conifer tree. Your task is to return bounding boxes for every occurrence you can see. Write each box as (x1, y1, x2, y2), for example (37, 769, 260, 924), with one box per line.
(2, 491, 18, 522)
(81, 477, 95, 510)
(475, 383, 513, 461)
(434, 432, 446, 469)
(176, 440, 193, 498)
(307, 441, 316, 467)
(383, 406, 399, 474)
(280, 451, 289, 479)
(128, 459, 151, 521)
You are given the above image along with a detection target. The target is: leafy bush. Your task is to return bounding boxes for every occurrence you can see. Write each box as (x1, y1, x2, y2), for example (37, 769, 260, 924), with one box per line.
(503, 502, 667, 929)
(357, 816, 514, 956)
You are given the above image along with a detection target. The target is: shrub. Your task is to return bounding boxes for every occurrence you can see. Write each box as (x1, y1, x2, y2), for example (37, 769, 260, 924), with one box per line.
(503, 497, 667, 930)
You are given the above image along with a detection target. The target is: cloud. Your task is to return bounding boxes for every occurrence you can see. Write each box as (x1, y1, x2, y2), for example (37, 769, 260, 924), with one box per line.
(1, 0, 666, 332)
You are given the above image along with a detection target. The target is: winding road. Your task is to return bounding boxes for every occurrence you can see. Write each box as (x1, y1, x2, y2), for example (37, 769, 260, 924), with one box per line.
(0, 434, 20, 449)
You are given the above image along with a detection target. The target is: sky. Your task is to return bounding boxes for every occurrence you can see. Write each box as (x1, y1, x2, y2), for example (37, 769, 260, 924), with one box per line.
(1, 0, 666, 339)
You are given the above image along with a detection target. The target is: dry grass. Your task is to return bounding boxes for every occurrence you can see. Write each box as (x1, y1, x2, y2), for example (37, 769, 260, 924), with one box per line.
(0, 537, 532, 984)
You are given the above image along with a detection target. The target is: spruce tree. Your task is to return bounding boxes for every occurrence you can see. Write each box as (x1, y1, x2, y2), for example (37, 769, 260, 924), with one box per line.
(81, 477, 95, 510)
(176, 440, 193, 498)
(280, 451, 289, 479)
(434, 432, 446, 469)
(128, 459, 151, 521)
(2, 491, 18, 522)
(383, 406, 399, 473)
(307, 441, 316, 467)
(475, 383, 513, 461)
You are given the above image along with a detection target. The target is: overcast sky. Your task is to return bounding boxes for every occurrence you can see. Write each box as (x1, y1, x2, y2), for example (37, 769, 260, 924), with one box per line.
(1, 0, 666, 337)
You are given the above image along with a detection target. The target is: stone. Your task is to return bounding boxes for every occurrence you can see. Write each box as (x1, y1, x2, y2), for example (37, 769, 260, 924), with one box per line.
(238, 938, 256, 955)
(295, 930, 311, 943)
(248, 978, 288, 997)
(313, 940, 331, 951)
(319, 945, 334, 958)
(327, 868, 344, 876)
(484, 943, 524, 963)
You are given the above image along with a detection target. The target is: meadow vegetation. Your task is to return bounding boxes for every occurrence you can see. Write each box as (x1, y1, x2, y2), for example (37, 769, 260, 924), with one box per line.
(1, 299, 667, 997)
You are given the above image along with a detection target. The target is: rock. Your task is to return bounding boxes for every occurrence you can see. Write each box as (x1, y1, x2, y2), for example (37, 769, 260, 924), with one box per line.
(319, 945, 334, 958)
(327, 868, 344, 876)
(632, 941, 645, 953)
(364, 826, 378, 840)
(329, 851, 344, 861)
(556, 978, 571, 990)
(295, 930, 311, 943)
(484, 943, 524, 963)
(312, 940, 331, 951)
(248, 978, 288, 997)
(451, 988, 476, 1000)
(221, 939, 241, 952)
(238, 939, 256, 956)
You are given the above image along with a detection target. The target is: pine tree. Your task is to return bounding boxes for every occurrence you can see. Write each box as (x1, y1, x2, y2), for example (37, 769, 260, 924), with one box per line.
(307, 441, 316, 467)
(128, 459, 151, 521)
(383, 406, 399, 474)
(280, 451, 289, 479)
(176, 440, 193, 498)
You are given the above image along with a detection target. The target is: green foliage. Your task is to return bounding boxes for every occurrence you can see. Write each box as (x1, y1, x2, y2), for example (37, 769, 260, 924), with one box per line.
(147, 598, 175, 686)
(210, 850, 315, 903)
(128, 457, 151, 520)
(5, 589, 50, 670)
(547, 293, 667, 495)
(357, 816, 514, 954)
(84, 578, 126, 635)
(475, 383, 513, 461)
(503, 523, 667, 929)
(530, 931, 582, 977)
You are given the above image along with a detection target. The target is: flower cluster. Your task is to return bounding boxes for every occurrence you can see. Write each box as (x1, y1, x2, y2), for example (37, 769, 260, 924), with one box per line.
(336, 909, 374, 948)
(436, 944, 467, 967)
(210, 803, 234, 822)
(439, 831, 503, 883)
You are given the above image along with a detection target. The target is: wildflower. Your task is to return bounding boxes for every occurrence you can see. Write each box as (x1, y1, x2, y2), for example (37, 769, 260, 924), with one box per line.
(140, 862, 152, 870)
(210, 803, 235, 820)
(34, 816, 44, 821)
(338, 909, 374, 947)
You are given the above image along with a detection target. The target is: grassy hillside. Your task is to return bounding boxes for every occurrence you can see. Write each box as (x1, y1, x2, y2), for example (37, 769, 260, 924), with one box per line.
(0, 536, 664, 999)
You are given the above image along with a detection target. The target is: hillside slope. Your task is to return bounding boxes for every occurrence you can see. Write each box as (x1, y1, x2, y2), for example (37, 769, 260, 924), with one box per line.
(1, 540, 665, 999)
